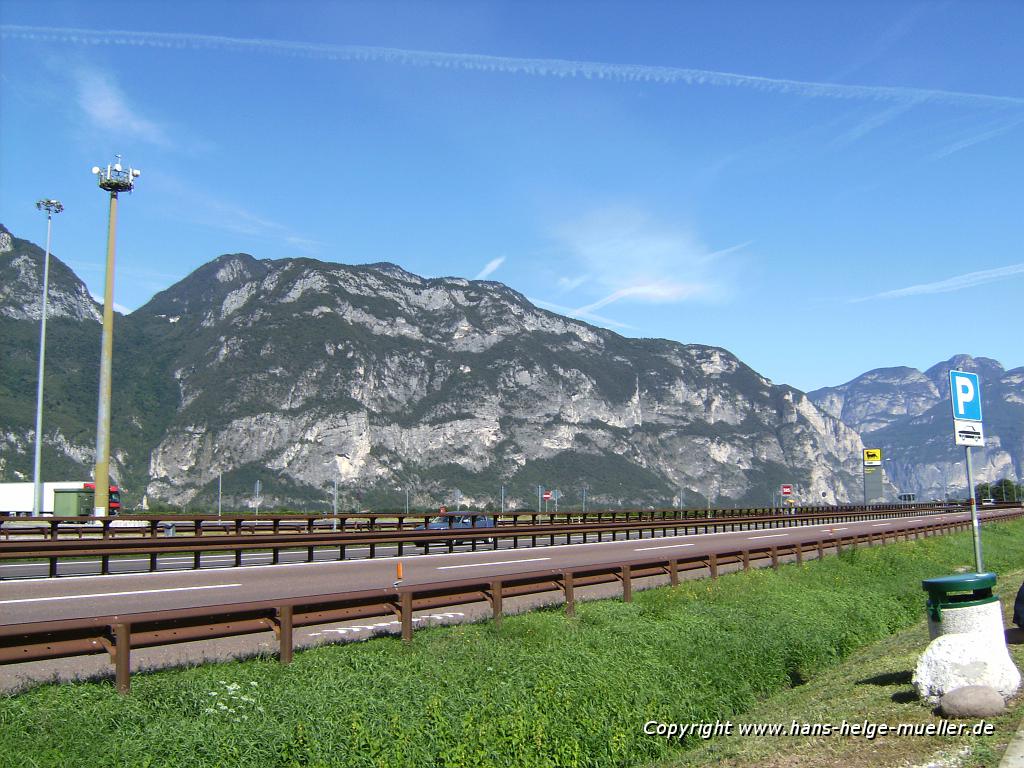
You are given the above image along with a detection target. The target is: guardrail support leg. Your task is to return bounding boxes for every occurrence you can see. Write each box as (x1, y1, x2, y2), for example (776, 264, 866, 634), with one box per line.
(770, 547, 779, 570)
(113, 622, 131, 695)
(563, 572, 575, 617)
(795, 545, 803, 565)
(149, 552, 158, 572)
(401, 592, 413, 642)
(742, 550, 750, 571)
(709, 553, 718, 579)
(669, 559, 679, 586)
(193, 551, 201, 570)
(101, 554, 110, 575)
(491, 580, 503, 628)
(277, 606, 293, 665)
(622, 565, 632, 603)
(817, 540, 824, 559)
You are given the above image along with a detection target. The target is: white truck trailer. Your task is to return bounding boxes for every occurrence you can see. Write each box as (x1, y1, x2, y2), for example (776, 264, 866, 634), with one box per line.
(0, 482, 121, 516)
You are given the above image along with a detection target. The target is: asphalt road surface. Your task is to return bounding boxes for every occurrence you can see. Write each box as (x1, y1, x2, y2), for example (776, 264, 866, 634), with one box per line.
(0, 508, 1008, 628)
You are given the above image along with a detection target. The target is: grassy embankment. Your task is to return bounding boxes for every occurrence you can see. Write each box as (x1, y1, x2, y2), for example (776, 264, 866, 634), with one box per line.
(2, 519, 1023, 767)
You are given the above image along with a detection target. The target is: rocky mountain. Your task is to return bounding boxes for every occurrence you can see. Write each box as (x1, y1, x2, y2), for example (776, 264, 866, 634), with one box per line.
(0, 224, 101, 322)
(809, 356, 1024, 500)
(0, 223, 871, 511)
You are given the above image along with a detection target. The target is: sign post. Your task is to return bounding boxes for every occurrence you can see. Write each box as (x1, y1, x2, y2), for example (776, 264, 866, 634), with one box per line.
(862, 448, 883, 505)
(950, 370, 985, 572)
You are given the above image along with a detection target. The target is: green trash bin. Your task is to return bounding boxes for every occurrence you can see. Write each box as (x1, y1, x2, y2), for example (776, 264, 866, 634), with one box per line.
(922, 572, 1002, 640)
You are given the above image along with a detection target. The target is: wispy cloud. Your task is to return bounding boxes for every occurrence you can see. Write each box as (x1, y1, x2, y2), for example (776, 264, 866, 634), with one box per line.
(475, 256, 505, 280)
(528, 297, 637, 330)
(4, 24, 1023, 110)
(557, 274, 589, 292)
(73, 66, 170, 147)
(150, 172, 320, 250)
(852, 263, 1024, 302)
(929, 116, 1024, 160)
(552, 208, 749, 316)
(831, 101, 919, 147)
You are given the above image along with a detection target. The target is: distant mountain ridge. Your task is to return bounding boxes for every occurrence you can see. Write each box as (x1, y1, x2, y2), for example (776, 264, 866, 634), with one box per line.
(2, 222, 872, 511)
(809, 356, 1023, 499)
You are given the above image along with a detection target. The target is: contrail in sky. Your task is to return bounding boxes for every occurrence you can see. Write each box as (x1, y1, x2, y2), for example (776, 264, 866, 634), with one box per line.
(852, 262, 1024, 302)
(2, 24, 1023, 110)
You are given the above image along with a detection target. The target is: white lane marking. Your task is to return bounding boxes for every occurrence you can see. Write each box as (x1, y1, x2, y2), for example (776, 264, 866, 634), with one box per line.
(634, 543, 696, 552)
(872, 523, 891, 527)
(0, 512, 955, 584)
(747, 534, 788, 540)
(436, 557, 550, 570)
(0, 583, 243, 605)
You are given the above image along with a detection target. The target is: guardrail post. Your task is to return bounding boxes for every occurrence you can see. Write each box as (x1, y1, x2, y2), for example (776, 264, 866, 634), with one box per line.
(708, 552, 718, 579)
(113, 622, 131, 694)
(101, 554, 110, 575)
(235, 549, 243, 567)
(770, 547, 779, 570)
(491, 580, 503, 627)
(149, 552, 158, 572)
(277, 606, 293, 665)
(193, 551, 201, 570)
(621, 565, 632, 603)
(669, 558, 679, 586)
(49, 556, 58, 578)
(795, 544, 803, 565)
(742, 550, 750, 571)
(563, 572, 576, 617)
(401, 591, 413, 642)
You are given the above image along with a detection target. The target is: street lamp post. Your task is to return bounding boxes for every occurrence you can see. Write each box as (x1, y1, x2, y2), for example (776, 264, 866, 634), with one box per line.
(31, 199, 63, 517)
(90, 156, 140, 517)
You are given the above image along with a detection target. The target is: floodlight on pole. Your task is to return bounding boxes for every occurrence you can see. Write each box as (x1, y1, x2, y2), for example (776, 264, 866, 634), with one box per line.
(31, 199, 63, 517)
(90, 155, 140, 517)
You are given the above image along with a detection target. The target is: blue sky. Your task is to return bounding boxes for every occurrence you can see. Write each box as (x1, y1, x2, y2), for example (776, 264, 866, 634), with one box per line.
(1, 1, 1022, 392)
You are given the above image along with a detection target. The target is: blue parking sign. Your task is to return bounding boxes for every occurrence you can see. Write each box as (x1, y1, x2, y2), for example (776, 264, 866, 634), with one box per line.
(949, 371, 983, 422)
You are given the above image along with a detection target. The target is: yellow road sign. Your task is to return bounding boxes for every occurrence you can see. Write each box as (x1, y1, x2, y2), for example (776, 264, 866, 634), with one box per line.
(863, 448, 882, 466)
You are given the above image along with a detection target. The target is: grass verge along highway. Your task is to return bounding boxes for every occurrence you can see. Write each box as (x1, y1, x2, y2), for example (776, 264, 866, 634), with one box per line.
(2, 517, 1024, 768)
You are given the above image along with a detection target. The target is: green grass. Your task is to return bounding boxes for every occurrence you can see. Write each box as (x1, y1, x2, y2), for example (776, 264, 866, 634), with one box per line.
(664, 580, 1024, 768)
(3, 521, 1024, 767)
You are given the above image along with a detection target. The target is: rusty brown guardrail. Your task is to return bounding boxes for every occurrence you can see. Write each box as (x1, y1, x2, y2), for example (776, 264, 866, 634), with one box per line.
(3, 512, 1019, 694)
(0, 505, 965, 579)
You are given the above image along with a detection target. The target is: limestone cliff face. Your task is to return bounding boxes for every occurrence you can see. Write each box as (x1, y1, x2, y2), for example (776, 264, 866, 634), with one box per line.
(0, 225, 101, 323)
(1, 226, 869, 510)
(810, 356, 1023, 499)
(136, 254, 865, 508)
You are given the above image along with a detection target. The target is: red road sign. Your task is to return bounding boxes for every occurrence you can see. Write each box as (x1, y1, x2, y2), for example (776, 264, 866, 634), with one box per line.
(780, 484, 793, 496)
(542, 490, 552, 500)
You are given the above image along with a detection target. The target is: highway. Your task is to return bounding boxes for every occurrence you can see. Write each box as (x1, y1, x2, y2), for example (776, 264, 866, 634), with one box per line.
(0, 508, 998, 627)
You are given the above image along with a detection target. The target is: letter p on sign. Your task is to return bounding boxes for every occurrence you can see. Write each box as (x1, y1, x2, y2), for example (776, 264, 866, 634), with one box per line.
(949, 371, 983, 422)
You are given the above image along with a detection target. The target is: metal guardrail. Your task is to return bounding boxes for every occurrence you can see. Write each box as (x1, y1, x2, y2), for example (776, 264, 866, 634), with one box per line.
(4, 512, 1010, 694)
(0, 501, 966, 540)
(0, 505, 954, 579)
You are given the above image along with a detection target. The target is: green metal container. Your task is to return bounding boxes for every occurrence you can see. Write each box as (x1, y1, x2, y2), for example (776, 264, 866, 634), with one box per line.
(922, 572, 998, 623)
(53, 488, 92, 517)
